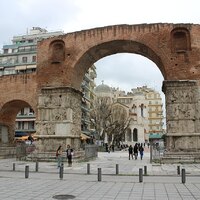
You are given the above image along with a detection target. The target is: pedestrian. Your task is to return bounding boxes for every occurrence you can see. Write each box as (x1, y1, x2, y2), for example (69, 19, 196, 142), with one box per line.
(128, 145, 133, 160)
(105, 143, 110, 153)
(111, 144, 114, 152)
(66, 144, 73, 167)
(139, 144, 144, 160)
(28, 134, 34, 144)
(133, 143, 138, 160)
(56, 145, 62, 168)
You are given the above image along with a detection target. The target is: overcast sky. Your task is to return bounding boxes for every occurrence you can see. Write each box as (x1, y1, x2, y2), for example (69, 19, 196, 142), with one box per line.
(0, 0, 200, 105)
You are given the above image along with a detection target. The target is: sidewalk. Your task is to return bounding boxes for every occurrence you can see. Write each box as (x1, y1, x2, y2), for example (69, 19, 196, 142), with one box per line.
(0, 150, 200, 199)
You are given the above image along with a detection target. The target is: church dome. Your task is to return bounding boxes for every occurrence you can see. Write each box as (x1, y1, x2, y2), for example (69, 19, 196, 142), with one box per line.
(95, 82, 111, 93)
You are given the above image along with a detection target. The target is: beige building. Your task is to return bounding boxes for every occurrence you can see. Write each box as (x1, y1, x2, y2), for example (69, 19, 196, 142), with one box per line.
(135, 86, 164, 134)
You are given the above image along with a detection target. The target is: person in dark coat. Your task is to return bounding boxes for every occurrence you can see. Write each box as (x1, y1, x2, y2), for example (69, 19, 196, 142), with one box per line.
(66, 144, 73, 167)
(139, 144, 144, 160)
(133, 143, 138, 160)
(128, 145, 133, 160)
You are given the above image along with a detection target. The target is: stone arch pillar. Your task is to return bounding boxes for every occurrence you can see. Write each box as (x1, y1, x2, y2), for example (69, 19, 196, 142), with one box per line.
(35, 86, 82, 152)
(163, 80, 200, 152)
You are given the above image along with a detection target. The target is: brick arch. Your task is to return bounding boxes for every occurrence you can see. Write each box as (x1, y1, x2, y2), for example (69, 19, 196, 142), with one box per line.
(73, 39, 165, 89)
(0, 100, 35, 122)
(0, 99, 36, 143)
(37, 24, 200, 90)
(27, 24, 200, 154)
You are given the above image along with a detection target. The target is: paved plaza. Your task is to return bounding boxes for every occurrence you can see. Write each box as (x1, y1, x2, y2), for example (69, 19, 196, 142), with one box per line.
(1, 148, 200, 199)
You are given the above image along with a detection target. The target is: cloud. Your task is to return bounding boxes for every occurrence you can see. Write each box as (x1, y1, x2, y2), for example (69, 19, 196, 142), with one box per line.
(95, 53, 163, 92)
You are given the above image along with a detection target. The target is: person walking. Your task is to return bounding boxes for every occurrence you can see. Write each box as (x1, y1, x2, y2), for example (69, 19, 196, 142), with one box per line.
(139, 144, 144, 160)
(133, 143, 138, 160)
(128, 145, 133, 160)
(56, 145, 62, 168)
(66, 144, 73, 167)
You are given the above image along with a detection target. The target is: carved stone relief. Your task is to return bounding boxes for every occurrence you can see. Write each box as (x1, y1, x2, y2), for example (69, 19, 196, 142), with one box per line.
(163, 80, 200, 151)
(36, 87, 82, 146)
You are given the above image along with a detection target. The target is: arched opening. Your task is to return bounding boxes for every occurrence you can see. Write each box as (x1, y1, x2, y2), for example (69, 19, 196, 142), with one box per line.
(0, 100, 35, 145)
(133, 128, 138, 142)
(94, 53, 165, 145)
(127, 128, 131, 142)
(49, 40, 65, 64)
(171, 28, 191, 53)
(76, 40, 165, 153)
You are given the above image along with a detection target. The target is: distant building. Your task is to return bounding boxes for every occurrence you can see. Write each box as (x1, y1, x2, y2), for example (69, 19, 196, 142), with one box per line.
(0, 27, 96, 137)
(81, 65, 97, 137)
(94, 83, 164, 144)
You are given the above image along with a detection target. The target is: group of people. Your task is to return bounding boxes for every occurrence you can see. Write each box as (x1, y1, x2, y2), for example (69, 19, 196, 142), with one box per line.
(56, 144, 74, 168)
(128, 143, 144, 160)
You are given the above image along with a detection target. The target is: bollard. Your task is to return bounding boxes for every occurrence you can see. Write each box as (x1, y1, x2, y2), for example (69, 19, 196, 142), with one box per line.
(98, 168, 102, 182)
(25, 165, 29, 179)
(181, 168, 186, 184)
(144, 166, 147, 175)
(116, 164, 119, 175)
(139, 168, 143, 183)
(59, 163, 64, 180)
(13, 163, 15, 171)
(87, 163, 90, 174)
(35, 161, 39, 172)
(177, 166, 180, 175)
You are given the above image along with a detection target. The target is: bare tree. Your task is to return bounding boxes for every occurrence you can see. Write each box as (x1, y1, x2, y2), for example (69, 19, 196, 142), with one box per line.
(108, 104, 130, 145)
(90, 97, 130, 145)
(90, 97, 112, 140)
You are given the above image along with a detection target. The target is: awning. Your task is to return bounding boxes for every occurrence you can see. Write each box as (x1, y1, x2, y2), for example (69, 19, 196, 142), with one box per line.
(15, 118, 35, 121)
(80, 133, 91, 140)
(27, 65, 37, 69)
(149, 133, 163, 139)
(15, 65, 26, 70)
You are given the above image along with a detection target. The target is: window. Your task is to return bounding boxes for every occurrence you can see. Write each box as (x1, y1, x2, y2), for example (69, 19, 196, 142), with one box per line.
(32, 56, 36, 62)
(18, 121, 24, 129)
(4, 49, 8, 54)
(22, 57, 27, 63)
(28, 121, 35, 129)
(29, 108, 34, 113)
(12, 49, 17, 53)
(141, 104, 144, 117)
